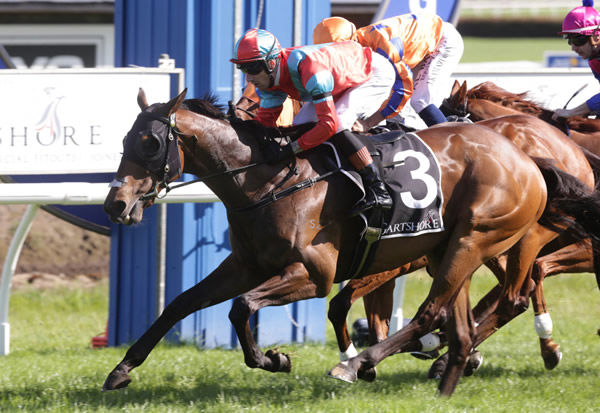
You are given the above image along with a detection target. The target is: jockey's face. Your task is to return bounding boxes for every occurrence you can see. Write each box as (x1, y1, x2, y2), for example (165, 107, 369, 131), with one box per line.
(246, 68, 272, 91)
(243, 59, 277, 91)
(570, 32, 600, 60)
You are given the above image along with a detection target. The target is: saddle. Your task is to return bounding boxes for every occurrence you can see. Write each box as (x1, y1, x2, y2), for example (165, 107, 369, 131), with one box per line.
(316, 129, 445, 278)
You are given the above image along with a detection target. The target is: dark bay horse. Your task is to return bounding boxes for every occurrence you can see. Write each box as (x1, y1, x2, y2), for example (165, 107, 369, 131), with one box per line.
(103, 88, 588, 396)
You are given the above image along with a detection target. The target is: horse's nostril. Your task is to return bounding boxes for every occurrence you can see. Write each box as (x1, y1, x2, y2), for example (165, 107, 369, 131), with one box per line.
(104, 200, 127, 219)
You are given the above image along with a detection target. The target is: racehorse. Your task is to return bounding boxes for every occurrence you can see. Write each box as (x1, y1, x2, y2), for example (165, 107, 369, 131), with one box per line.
(329, 112, 600, 379)
(438, 80, 600, 367)
(233, 90, 600, 375)
(103, 88, 593, 396)
(443, 80, 600, 155)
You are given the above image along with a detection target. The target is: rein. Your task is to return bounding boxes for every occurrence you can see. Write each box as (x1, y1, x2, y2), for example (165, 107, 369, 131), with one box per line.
(134, 109, 341, 211)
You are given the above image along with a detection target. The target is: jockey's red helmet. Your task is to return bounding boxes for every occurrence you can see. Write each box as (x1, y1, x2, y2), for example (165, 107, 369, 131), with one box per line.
(559, 0, 600, 36)
(313, 17, 356, 44)
(231, 28, 282, 64)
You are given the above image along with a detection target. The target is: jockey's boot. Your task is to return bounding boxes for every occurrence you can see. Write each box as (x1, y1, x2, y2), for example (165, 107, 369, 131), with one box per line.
(354, 163, 393, 214)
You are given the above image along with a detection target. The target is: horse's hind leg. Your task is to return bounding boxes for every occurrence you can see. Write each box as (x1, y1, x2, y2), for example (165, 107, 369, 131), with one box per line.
(328, 220, 504, 395)
(103, 255, 253, 391)
(531, 242, 592, 369)
(229, 261, 332, 373)
(328, 271, 398, 360)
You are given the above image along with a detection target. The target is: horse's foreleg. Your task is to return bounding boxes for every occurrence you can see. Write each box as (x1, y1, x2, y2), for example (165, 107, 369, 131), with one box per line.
(103, 255, 253, 391)
(229, 261, 332, 374)
(470, 233, 547, 354)
(438, 283, 475, 396)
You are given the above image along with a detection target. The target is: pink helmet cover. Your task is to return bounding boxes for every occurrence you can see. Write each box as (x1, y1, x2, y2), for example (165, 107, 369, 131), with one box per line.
(560, 0, 600, 35)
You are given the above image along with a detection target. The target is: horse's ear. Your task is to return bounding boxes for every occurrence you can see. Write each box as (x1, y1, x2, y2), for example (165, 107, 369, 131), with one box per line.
(167, 88, 187, 115)
(138, 88, 149, 110)
(450, 80, 460, 95)
(458, 81, 468, 101)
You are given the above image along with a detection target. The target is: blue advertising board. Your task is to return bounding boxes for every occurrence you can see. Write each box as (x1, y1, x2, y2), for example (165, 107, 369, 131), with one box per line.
(374, 0, 462, 24)
(110, 0, 330, 349)
(545, 52, 588, 68)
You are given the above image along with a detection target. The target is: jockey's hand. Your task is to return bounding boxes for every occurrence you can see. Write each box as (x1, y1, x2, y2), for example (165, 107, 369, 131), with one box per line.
(352, 118, 370, 133)
(265, 140, 302, 164)
(552, 108, 571, 121)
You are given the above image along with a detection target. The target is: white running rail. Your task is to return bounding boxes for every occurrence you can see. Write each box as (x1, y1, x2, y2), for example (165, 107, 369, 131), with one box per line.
(0, 182, 218, 356)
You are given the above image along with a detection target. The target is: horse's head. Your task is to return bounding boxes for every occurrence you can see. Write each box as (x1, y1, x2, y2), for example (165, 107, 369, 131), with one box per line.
(440, 80, 469, 118)
(104, 87, 187, 225)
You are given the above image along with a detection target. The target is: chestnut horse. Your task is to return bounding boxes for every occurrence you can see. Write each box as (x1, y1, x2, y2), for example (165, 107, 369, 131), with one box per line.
(439, 80, 600, 364)
(328, 112, 600, 383)
(233, 91, 600, 375)
(102, 88, 592, 396)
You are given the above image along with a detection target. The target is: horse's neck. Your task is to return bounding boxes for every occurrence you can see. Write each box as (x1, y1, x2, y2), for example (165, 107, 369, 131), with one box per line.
(177, 110, 318, 211)
(468, 99, 523, 121)
(177, 111, 256, 207)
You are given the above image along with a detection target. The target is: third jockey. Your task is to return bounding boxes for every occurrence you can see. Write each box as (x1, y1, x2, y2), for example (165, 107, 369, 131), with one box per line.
(553, 0, 600, 120)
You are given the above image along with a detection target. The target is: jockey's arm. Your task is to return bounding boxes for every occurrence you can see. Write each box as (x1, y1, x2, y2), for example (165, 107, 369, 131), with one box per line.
(352, 33, 413, 131)
(254, 91, 287, 127)
(297, 97, 339, 150)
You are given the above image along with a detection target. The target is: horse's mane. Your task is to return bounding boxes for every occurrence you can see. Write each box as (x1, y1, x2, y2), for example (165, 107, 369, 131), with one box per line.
(468, 82, 544, 116)
(181, 93, 227, 120)
(179, 92, 317, 143)
(468, 81, 600, 133)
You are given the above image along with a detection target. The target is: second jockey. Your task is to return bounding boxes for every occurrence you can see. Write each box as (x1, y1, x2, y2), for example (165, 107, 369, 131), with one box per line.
(313, 14, 464, 130)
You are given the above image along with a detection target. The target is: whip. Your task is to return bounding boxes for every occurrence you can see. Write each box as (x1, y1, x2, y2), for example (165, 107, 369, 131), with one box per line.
(563, 83, 588, 109)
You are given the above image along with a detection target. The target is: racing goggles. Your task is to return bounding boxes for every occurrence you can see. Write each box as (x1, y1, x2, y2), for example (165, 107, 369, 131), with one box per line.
(565, 34, 590, 47)
(236, 60, 266, 75)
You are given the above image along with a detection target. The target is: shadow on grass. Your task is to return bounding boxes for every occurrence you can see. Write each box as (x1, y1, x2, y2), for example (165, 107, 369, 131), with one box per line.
(1, 357, 596, 410)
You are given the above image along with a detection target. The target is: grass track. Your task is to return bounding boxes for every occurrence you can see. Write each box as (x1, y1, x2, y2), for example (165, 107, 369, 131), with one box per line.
(1, 36, 597, 412)
(1, 272, 599, 412)
(462, 37, 570, 63)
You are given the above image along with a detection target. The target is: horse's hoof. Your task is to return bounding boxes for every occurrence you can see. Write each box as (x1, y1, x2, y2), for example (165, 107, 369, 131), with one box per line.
(463, 351, 483, 377)
(328, 362, 358, 383)
(265, 349, 292, 373)
(357, 366, 377, 382)
(102, 369, 132, 391)
(543, 347, 562, 370)
(410, 349, 440, 360)
(428, 354, 448, 379)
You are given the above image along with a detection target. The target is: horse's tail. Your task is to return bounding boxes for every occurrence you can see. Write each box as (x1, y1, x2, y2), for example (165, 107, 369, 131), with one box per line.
(533, 157, 600, 245)
(567, 147, 600, 290)
(576, 145, 600, 191)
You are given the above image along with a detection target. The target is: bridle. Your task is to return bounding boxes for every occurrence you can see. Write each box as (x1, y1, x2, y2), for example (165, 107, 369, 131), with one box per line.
(228, 96, 259, 119)
(440, 96, 468, 118)
(112, 104, 340, 212)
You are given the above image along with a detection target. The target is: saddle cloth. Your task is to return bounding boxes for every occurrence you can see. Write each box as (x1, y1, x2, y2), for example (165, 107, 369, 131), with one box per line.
(324, 130, 445, 239)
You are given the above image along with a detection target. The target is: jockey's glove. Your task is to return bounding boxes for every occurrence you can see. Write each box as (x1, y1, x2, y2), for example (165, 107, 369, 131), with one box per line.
(265, 140, 302, 164)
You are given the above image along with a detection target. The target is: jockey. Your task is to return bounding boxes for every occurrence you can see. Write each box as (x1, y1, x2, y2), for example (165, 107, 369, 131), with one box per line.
(231, 28, 395, 212)
(313, 14, 464, 129)
(553, 0, 600, 120)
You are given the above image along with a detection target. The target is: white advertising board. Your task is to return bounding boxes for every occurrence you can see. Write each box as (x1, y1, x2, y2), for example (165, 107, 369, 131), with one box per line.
(0, 68, 180, 175)
(401, 67, 598, 129)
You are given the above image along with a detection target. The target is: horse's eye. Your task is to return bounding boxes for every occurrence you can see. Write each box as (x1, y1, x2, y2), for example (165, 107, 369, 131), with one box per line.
(140, 135, 161, 155)
(135, 132, 164, 161)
